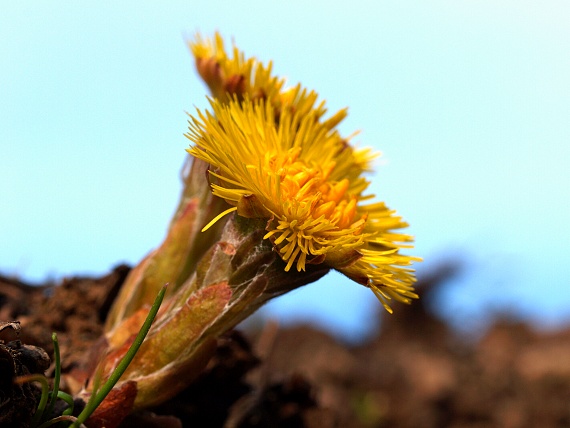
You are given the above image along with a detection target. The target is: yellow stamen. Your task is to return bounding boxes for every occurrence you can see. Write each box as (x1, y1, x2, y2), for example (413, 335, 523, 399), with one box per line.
(201, 206, 238, 232)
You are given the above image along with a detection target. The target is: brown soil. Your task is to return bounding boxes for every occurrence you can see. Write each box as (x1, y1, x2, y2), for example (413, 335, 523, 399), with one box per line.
(1, 264, 570, 428)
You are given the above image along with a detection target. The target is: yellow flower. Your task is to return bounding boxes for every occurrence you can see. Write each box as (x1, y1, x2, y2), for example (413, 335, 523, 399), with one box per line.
(185, 96, 420, 313)
(189, 32, 284, 103)
(189, 32, 335, 125)
(186, 33, 420, 312)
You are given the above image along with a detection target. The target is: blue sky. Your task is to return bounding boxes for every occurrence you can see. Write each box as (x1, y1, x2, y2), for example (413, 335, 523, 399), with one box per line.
(2, 1, 569, 340)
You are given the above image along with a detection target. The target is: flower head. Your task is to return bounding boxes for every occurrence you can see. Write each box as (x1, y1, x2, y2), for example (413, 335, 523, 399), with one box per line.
(186, 34, 420, 312)
(189, 32, 284, 104)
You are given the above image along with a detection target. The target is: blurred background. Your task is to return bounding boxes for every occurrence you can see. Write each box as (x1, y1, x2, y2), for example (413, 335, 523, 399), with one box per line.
(2, 1, 569, 341)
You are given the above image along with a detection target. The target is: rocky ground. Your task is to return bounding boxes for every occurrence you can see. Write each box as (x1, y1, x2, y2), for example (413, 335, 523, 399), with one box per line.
(1, 263, 570, 427)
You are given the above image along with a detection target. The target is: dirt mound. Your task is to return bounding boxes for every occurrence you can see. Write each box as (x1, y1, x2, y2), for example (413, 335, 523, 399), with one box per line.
(1, 264, 569, 427)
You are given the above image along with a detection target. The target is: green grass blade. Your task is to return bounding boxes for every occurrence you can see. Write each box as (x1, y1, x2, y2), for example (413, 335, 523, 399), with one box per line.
(45, 332, 61, 419)
(56, 390, 75, 416)
(14, 374, 49, 427)
(72, 284, 167, 427)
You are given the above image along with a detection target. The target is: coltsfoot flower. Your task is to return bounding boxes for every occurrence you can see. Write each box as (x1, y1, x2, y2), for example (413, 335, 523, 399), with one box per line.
(190, 32, 284, 103)
(186, 95, 420, 312)
(76, 33, 422, 421)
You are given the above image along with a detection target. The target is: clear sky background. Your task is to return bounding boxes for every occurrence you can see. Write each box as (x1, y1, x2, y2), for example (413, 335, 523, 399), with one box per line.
(2, 1, 569, 340)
